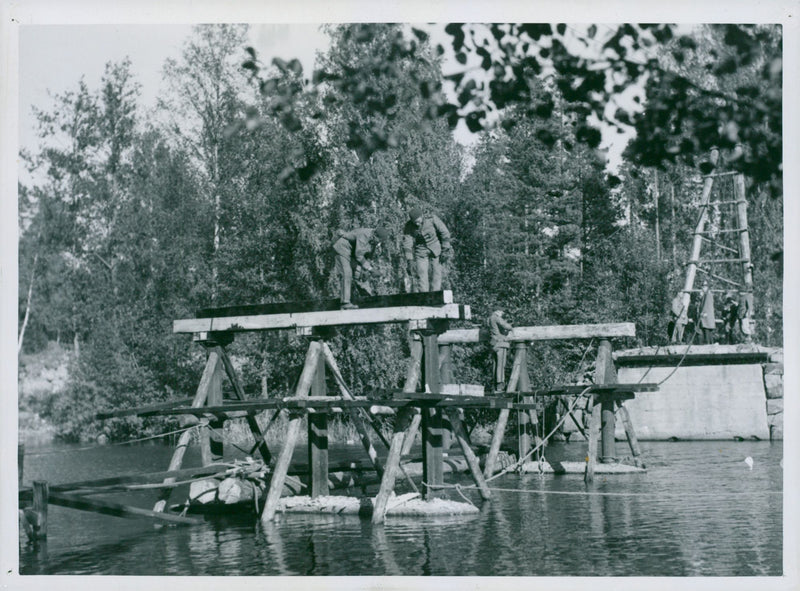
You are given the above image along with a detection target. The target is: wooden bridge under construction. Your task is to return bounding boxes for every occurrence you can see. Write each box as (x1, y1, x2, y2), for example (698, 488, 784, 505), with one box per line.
(19, 290, 658, 539)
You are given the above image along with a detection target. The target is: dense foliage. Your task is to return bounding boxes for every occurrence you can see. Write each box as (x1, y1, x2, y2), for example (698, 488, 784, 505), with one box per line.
(19, 23, 783, 441)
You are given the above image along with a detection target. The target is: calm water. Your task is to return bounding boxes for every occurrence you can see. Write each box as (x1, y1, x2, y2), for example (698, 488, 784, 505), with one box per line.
(18, 439, 783, 576)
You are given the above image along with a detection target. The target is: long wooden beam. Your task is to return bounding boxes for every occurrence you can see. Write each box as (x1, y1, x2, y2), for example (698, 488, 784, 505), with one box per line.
(100, 383, 657, 420)
(437, 322, 636, 344)
(196, 290, 454, 318)
(48, 491, 204, 525)
(174, 303, 469, 334)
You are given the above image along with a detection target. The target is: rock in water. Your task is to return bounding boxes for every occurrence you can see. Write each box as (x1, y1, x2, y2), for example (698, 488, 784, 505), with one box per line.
(189, 478, 218, 504)
(217, 477, 255, 504)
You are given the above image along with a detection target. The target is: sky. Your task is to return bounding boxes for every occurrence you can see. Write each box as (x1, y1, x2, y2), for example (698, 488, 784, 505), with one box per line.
(17, 21, 639, 184)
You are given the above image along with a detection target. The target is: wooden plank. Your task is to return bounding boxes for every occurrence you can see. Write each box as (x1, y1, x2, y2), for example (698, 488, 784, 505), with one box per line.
(153, 350, 220, 513)
(49, 491, 203, 525)
(196, 290, 454, 318)
(20, 465, 230, 500)
(31, 481, 48, 540)
(437, 322, 636, 344)
(373, 408, 415, 524)
(95, 397, 195, 420)
(261, 341, 321, 523)
(614, 352, 770, 367)
(175, 303, 469, 334)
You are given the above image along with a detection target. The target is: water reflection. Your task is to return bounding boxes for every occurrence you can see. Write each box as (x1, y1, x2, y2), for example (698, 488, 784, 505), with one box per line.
(18, 440, 783, 576)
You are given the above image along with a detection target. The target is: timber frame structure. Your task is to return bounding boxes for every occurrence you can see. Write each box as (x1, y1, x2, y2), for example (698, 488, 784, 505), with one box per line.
(20, 290, 658, 534)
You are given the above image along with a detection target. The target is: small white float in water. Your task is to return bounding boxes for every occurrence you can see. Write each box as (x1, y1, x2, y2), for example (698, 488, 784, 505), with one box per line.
(744, 457, 754, 470)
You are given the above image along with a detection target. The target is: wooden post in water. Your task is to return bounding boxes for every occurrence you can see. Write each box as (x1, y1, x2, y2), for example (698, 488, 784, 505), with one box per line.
(438, 343, 454, 450)
(30, 480, 49, 541)
(584, 396, 601, 484)
(261, 340, 321, 523)
(421, 333, 444, 499)
(400, 338, 423, 457)
(484, 351, 522, 478)
(308, 344, 328, 497)
(515, 342, 532, 461)
(372, 407, 414, 524)
(18, 443, 24, 488)
(201, 354, 225, 465)
(596, 339, 617, 463)
(154, 350, 220, 512)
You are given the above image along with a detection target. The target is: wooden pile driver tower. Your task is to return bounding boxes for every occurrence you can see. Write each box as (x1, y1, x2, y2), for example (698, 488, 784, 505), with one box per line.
(677, 147, 755, 335)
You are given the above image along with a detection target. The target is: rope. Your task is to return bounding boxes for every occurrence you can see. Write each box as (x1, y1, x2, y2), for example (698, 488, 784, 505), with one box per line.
(23, 425, 198, 456)
(487, 385, 594, 483)
(657, 329, 698, 386)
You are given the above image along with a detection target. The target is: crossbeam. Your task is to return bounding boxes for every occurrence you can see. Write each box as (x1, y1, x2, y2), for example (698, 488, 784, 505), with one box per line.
(437, 322, 635, 344)
(174, 303, 469, 334)
(196, 290, 454, 318)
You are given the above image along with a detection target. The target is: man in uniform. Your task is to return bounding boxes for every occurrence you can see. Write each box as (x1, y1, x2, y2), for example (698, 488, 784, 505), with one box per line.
(332, 227, 390, 310)
(697, 280, 717, 344)
(489, 309, 513, 393)
(402, 207, 453, 293)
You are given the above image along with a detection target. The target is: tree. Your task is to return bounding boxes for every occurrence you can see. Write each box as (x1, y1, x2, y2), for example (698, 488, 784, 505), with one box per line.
(160, 24, 252, 300)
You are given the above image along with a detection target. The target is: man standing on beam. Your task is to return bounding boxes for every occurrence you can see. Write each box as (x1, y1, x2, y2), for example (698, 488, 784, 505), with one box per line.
(489, 309, 513, 393)
(402, 205, 453, 293)
(332, 227, 390, 310)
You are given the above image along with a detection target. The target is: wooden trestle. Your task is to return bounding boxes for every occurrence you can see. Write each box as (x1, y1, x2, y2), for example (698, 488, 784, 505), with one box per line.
(22, 292, 654, 533)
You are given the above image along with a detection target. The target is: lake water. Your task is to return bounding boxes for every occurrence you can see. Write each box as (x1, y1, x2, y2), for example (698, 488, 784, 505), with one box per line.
(18, 439, 783, 576)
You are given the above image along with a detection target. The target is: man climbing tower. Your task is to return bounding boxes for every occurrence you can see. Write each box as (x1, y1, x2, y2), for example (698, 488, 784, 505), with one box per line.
(332, 227, 390, 310)
(402, 206, 453, 293)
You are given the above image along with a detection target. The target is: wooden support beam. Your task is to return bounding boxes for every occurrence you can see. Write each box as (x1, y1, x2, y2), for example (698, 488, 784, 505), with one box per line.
(421, 333, 444, 499)
(217, 346, 272, 464)
(616, 400, 645, 468)
(175, 303, 469, 334)
(261, 340, 321, 523)
(484, 351, 522, 478)
(447, 410, 491, 500)
(400, 339, 424, 457)
(437, 322, 636, 344)
(200, 354, 225, 465)
(196, 290, 454, 318)
(48, 491, 203, 525)
(320, 343, 384, 481)
(596, 340, 617, 463)
(21, 465, 231, 500)
(308, 349, 328, 497)
(372, 407, 415, 524)
(515, 343, 532, 460)
(153, 350, 220, 513)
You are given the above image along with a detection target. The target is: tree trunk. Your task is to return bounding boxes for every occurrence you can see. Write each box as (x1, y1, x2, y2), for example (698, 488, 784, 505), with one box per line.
(17, 253, 38, 354)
